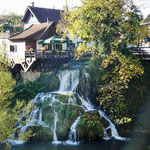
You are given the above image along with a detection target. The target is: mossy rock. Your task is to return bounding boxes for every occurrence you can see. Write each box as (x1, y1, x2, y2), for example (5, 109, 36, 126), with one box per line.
(54, 93, 83, 105)
(56, 121, 70, 140)
(53, 101, 61, 112)
(41, 97, 53, 108)
(57, 104, 84, 126)
(42, 106, 54, 127)
(55, 94, 69, 103)
(56, 104, 84, 140)
(65, 105, 84, 125)
(77, 110, 104, 141)
(27, 125, 53, 142)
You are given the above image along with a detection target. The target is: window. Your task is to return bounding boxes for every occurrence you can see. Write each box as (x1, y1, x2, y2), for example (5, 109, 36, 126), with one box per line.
(10, 45, 17, 52)
(53, 44, 62, 51)
(45, 44, 52, 50)
(49, 44, 52, 50)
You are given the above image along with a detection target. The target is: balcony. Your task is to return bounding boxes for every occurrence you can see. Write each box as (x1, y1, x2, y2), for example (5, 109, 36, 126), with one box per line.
(25, 50, 73, 60)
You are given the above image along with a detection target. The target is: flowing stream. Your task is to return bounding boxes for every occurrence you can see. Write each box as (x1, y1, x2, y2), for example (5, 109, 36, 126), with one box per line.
(7, 69, 127, 145)
(52, 109, 60, 144)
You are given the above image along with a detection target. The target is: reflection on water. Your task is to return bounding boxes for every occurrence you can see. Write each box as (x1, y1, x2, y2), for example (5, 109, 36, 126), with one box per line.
(11, 140, 127, 150)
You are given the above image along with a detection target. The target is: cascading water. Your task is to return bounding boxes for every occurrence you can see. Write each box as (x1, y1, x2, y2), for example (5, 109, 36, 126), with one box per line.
(52, 109, 60, 144)
(8, 69, 127, 145)
(66, 116, 81, 145)
(56, 69, 127, 144)
(58, 70, 80, 92)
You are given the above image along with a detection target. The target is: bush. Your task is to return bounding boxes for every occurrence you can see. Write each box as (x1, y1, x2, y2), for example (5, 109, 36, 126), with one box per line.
(14, 81, 44, 102)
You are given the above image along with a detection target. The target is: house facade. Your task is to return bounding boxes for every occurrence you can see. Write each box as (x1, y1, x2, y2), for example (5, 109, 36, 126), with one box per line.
(9, 5, 76, 72)
(0, 26, 23, 60)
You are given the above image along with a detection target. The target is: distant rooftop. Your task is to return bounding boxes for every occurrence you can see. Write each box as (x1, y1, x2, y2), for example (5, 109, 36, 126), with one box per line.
(22, 6, 62, 23)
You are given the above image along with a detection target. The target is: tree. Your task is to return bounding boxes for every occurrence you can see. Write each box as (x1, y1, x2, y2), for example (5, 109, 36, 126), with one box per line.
(0, 55, 27, 146)
(0, 12, 22, 26)
(57, 0, 147, 124)
(0, 13, 22, 32)
(0, 55, 16, 142)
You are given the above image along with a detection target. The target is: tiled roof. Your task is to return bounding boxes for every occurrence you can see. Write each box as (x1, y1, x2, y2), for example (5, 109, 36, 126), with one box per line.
(22, 6, 62, 23)
(9, 22, 55, 40)
(14, 24, 24, 28)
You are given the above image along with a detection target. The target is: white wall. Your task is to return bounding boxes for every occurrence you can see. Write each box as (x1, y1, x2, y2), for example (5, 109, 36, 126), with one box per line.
(10, 41, 26, 64)
(66, 34, 82, 47)
(24, 13, 40, 29)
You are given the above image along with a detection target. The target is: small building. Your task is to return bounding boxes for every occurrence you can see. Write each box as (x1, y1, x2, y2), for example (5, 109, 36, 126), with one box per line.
(0, 25, 24, 59)
(9, 5, 75, 72)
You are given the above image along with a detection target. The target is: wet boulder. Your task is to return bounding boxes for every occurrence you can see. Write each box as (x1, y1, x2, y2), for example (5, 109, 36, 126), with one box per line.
(27, 125, 53, 142)
(56, 104, 84, 140)
(77, 110, 104, 141)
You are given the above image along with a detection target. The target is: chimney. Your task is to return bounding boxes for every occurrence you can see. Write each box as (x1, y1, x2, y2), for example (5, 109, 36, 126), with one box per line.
(31, 2, 35, 7)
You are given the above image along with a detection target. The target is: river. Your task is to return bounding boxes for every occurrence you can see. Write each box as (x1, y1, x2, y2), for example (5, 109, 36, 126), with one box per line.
(11, 139, 127, 150)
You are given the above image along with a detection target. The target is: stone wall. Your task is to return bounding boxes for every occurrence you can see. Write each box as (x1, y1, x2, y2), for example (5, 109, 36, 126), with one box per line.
(21, 71, 41, 82)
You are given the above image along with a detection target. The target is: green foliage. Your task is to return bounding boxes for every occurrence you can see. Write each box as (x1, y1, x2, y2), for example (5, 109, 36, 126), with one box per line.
(99, 51, 143, 121)
(58, 0, 148, 126)
(0, 55, 15, 107)
(36, 72, 59, 92)
(123, 61, 150, 125)
(27, 126, 52, 142)
(0, 55, 26, 144)
(14, 81, 44, 103)
(77, 111, 104, 141)
(14, 71, 59, 103)
(58, 0, 147, 58)
(0, 13, 22, 32)
(0, 42, 7, 56)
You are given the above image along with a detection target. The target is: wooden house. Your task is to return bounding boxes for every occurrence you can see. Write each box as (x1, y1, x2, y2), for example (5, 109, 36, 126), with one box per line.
(9, 5, 75, 72)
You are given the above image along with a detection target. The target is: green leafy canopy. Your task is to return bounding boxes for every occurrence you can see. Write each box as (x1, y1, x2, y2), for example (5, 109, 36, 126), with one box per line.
(57, 0, 148, 124)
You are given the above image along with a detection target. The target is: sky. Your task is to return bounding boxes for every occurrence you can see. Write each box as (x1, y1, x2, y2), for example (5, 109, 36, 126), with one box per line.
(0, 0, 82, 15)
(0, 0, 149, 18)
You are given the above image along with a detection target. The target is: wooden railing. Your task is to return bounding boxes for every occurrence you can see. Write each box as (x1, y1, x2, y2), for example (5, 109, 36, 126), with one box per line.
(25, 50, 73, 60)
(131, 47, 150, 56)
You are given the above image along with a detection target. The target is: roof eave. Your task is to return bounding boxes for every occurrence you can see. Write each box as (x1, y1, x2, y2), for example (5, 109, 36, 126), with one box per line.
(22, 6, 30, 22)
(22, 6, 40, 23)
(40, 22, 54, 39)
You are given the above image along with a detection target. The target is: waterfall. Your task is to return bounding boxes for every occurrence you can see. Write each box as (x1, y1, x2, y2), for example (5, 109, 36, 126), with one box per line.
(58, 70, 80, 92)
(9, 69, 127, 146)
(98, 110, 127, 140)
(66, 116, 81, 145)
(52, 108, 61, 144)
(57, 70, 127, 144)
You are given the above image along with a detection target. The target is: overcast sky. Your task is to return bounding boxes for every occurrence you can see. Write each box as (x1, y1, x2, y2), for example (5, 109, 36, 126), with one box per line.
(0, 0, 149, 18)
